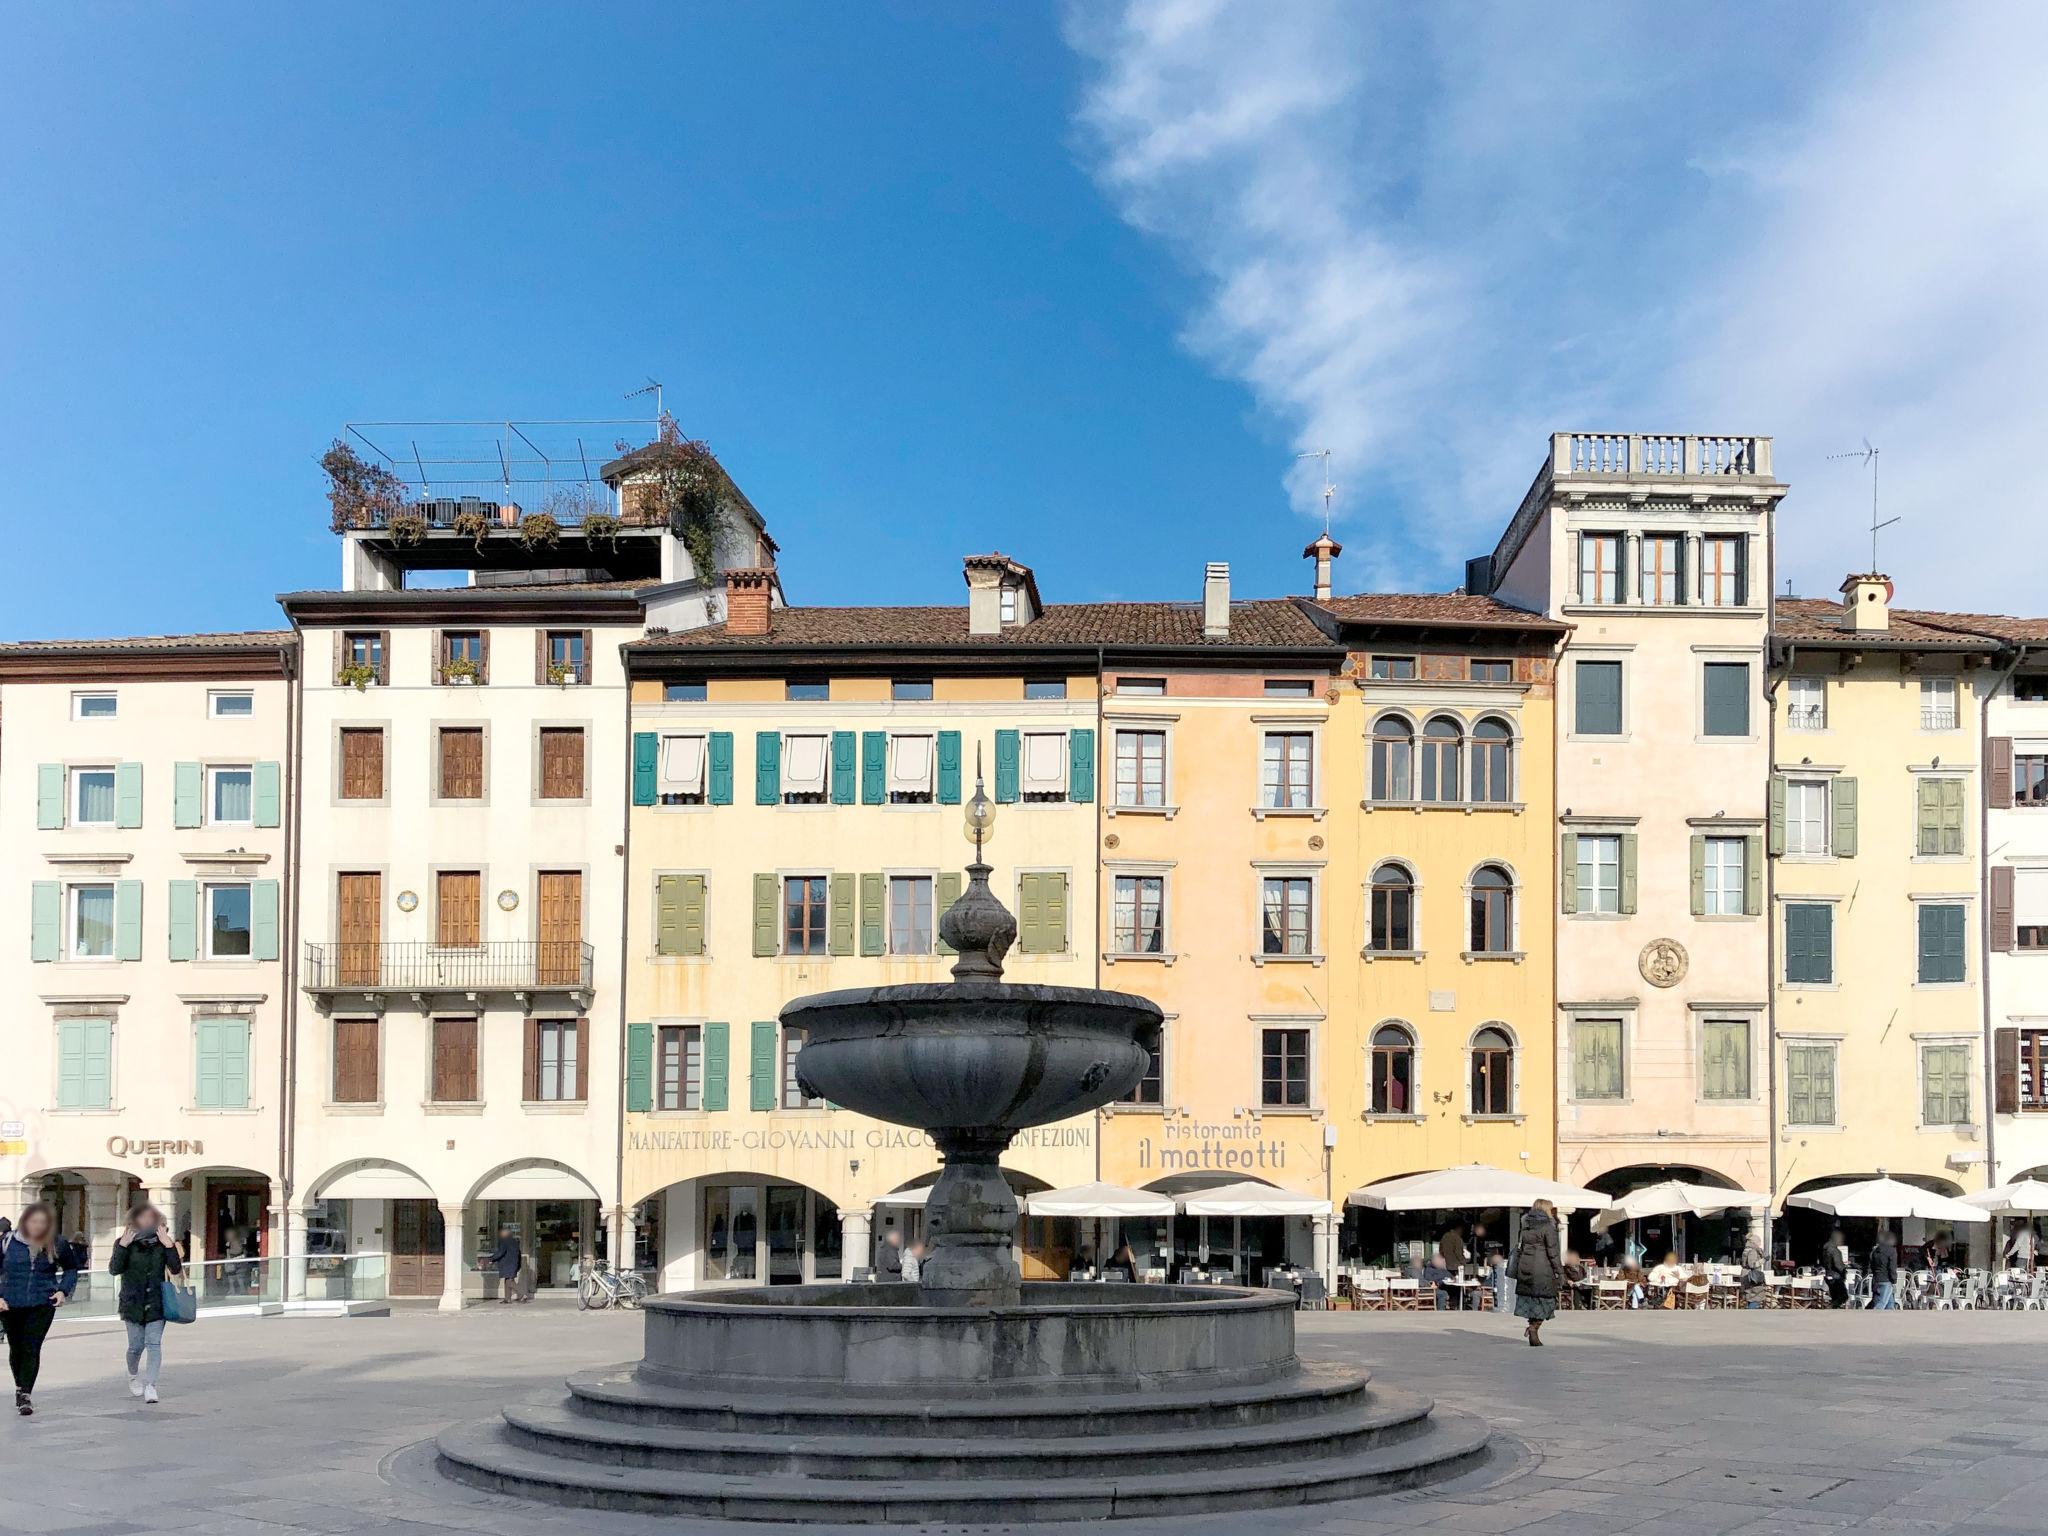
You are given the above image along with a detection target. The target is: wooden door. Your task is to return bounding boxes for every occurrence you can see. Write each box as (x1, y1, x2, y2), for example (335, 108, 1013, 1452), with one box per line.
(437, 871, 480, 948)
(338, 873, 381, 985)
(1020, 1215, 1074, 1280)
(536, 871, 582, 985)
(389, 1199, 445, 1297)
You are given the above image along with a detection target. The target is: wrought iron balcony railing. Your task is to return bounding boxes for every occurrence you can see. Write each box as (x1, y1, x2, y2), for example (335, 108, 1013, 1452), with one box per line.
(303, 940, 594, 993)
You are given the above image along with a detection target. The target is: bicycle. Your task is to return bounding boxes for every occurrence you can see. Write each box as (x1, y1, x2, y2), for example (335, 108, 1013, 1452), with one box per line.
(577, 1257, 649, 1311)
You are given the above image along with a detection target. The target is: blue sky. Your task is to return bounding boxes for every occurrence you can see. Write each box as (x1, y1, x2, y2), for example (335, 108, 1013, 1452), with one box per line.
(2, 3, 2040, 640)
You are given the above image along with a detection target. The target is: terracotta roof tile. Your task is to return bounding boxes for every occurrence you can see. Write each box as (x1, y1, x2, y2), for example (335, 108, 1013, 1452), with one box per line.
(1307, 592, 1568, 631)
(1774, 599, 2003, 648)
(637, 600, 1333, 652)
(0, 629, 295, 655)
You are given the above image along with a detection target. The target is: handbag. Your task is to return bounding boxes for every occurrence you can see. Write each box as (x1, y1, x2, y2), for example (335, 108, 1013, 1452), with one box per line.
(161, 1274, 199, 1325)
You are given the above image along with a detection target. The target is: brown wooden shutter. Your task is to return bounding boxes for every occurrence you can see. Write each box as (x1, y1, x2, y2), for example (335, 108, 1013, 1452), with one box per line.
(334, 1018, 379, 1102)
(376, 630, 391, 685)
(535, 629, 547, 685)
(439, 728, 483, 799)
(1990, 737, 2014, 809)
(1991, 864, 2016, 952)
(523, 1018, 541, 1101)
(479, 628, 491, 685)
(433, 629, 449, 683)
(433, 1017, 478, 1102)
(575, 1017, 590, 1102)
(337, 872, 381, 984)
(579, 630, 593, 685)
(437, 870, 481, 947)
(1996, 1027, 2021, 1116)
(340, 728, 385, 800)
(540, 728, 585, 799)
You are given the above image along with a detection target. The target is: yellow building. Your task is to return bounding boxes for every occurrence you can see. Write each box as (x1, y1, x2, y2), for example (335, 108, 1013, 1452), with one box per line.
(1770, 579, 1998, 1260)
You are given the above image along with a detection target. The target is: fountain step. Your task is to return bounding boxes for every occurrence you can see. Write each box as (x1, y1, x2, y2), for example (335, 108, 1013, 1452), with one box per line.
(566, 1359, 1371, 1437)
(503, 1386, 1436, 1479)
(437, 1406, 1494, 1523)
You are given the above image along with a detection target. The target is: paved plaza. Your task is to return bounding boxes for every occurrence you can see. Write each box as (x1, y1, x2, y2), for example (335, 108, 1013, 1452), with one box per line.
(5, 1305, 2048, 1536)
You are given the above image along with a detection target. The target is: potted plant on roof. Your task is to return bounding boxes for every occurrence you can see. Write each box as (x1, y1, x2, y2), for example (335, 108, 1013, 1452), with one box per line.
(453, 507, 490, 553)
(388, 509, 429, 546)
(320, 439, 408, 533)
(623, 413, 732, 580)
(517, 511, 561, 552)
(338, 661, 378, 692)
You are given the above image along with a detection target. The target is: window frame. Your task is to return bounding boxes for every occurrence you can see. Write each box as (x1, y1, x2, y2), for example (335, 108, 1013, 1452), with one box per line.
(1639, 533, 1683, 606)
(1417, 716, 1463, 804)
(782, 874, 830, 957)
(886, 873, 935, 956)
(1917, 1039, 1974, 1129)
(201, 880, 254, 962)
(1783, 776, 1831, 857)
(1468, 1025, 1516, 1117)
(1914, 900, 1970, 985)
(70, 766, 117, 829)
(1468, 716, 1515, 803)
(1700, 534, 1746, 607)
(1368, 655, 1417, 681)
(657, 1023, 704, 1112)
(1112, 727, 1169, 810)
(1258, 1025, 1314, 1110)
(1699, 1015, 1755, 1103)
(1121, 1019, 1167, 1107)
(1571, 656, 1626, 738)
(1783, 1039, 1839, 1127)
(1783, 900, 1837, 987)
(1574, 833, 1623, 916)
(1785, 676, 1827, 732)
(1111, 872, 1166, 957)
(67, 881, 117, 962)
(1257, 872, 1319, 961)
(1467, 864, 1516, 955)
(1569, 1015, 1627, 1102)
(1259, 729, 1316, 811)
(1919, 677, 1960, 732)
(1577, 532, 1622, 605)
(664, 680, 709, 702)
(1368, 861, 1418, 955)
(1701, 835, 1746, 917)
(531, 1018, 582, 1103)
(781, 1024, 823, 1109)
(208, 690, 255, 719)
(1023, 678, 1067, 701)
(71, 691, 118, 721)
(1701, 659, 1753, 739)
(206, 763, 256, 828)
(1368, 1022, 1417, 1116)
(1368, 713, 1414, 803)
(658, 730, 710, 807)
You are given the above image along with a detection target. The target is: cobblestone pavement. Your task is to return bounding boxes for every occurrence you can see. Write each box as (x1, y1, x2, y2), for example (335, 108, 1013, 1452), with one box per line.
(5, 1304, 2047, 1536)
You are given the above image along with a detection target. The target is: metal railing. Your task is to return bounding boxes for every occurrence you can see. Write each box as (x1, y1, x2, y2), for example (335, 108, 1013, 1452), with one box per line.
(1786, 704, 1827, 731)
(303, 940, 595, 992)
(1559, 433, 1766, 478)
(56, 1252, 389, 1319)
(1921, 706, 1959, 731)
(335, 483, 666, 532)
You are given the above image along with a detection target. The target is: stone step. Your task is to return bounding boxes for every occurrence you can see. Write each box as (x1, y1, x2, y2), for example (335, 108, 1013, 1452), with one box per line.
(564, 1358, 1370, 1436)
(437, 1409, 1493, 1523)
(502, 1386, 1436, 1480)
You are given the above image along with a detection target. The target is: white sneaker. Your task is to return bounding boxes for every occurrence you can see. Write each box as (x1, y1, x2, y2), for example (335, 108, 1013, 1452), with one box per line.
(142, 1384, 158, 1404)
(128, 1376, 143, 1398)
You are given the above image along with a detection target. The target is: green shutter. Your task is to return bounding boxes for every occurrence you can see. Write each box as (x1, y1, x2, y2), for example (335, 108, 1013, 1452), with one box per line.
(1689, 834, 1706, 917)
(1918, 778, 1965, 857)
(859, 872, 885, 956)
(656, 875, 684, 957)
(679, 874, 706, 956)
(1068, 728, 1095, 804)
(937, 731, 962, 804)
(828, 873, 855, 956)
(223, 1018, 251, 1108)
(115, 880, 143, 961)
(252, 761, 282, 828)
(1744, 834, 1764, 917)
(174, 761, 204, 828)
(632, 732, 659, 806)
(195, 1018, 224, 1109)
(1829, 776, 1857, 858)
(702, 1021, 729, 1111)
(115, 762, 143, 829)
(31, 882, 60, 961)
(58, 1019, 111, 1109)
(755, 731, 781, 804)
(708, 731, 734, 805)
(935, 871, 962, 953)
(1767, 775, 1786, 857)
(1918, 904, 1966, 984)
(750, 1020, 777, 1111)
(251, 880, 280, 962)
(994, 729, 1020, 804)
(861, 731, 886, 806)
(625, 1021, 653, 1112)
(1046, 872, 1068, 953)
(1618, 833, 1639, 915)
(1559, 832, 1578, 915)
(1017, 872, 1067, 955)
(1786, 904, 1833, 985)
(1786, 1045, 1813, 1125)
(36, 764, 64, 830)
(168, 879, 198, 962)
(752, 873, 778, 956)
(830, 731, 857, 805)
(1813, 1046, 1836, 1125)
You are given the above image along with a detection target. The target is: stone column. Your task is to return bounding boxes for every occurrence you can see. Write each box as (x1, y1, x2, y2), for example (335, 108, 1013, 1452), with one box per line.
(840, 1207, 873, 1278)
(1622, 532, 1640, 605)
(1312, 1213, 1338, 1290)
(282, 1207, 310, 1303)
(611, 1204, 636, 1273)
(438, 1202, 467, 1313)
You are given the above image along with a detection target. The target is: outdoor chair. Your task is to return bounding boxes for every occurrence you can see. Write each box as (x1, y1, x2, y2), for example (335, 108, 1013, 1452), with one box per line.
(1386, 1278, 1424, 1311)
(1594, 1280, 1626, 1311)
(1353, 1273, 1391, 1312)
(1298, 1273, 1328, 1311)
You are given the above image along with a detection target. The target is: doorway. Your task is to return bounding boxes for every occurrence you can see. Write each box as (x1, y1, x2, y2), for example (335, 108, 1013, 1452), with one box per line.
(699, 1181, 840, 1286)
(389, 1199, 445, 1297)
(338, 872, 382, 985)
(536, 871, 583, 985)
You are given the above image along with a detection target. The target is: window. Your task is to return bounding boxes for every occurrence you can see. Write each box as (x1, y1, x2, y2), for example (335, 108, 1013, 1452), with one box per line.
(1921, 1043, 1972, 1127)
(1369, 863, 1415, 953)
(72, 692, 117, 720)
(892, 679, 934, 701)
(782, 1025, 822, 1108)
(1784, 903, 1834, 984)
(786, 681, 829, 702)
(1469, 659, 1512, 684)
(1701, 836, 1746, 916)
(658, 1024, 703, 1111)
(781, 733, 829, 803)
(1112, 874, 1164, 955)
(204, 884, 251, 959)
(1574, 659, 1623, 735)
(209, 691, 254, 718)
(888, 875, 934, 955)
(1640, 534, 1682, 605)
(342, 632, 383, 679)
(545, 631, 586, 684)
(69, 884, 115, 960)
(339, 727, 385, 800)
(440, 630, 483, 683)
(1114, 729, 1166, 808)
(1469, 717, 1512, 802)
(1703, 662, 1750, 737)
(1470, 1027, 1513, 1115)
(2018, 750, 2048, 807)
(2020, 1030, 2048, 1110)
(71, 768, 116, 827)
(538, 728, 586, 800)
(1917, 903, 1967, 983)
(437, 871, 481, 948)
(1369, 716, 1413, 801)
(1260, 1027, 1311, 1108)
(332, 1018, 379, 1104)
(1000, 586, 1018, 624)
(2017, 675, 2048, 703)
(783, 876, 828, 956)
(209, 766, 254, 825)
(1260, 731, 1314, 809)
(1419, 717, 1461, 802)
(1369, 656, 1416, 681)
(55, 1018, 113, 1109)
(1920, 678, 1959, 731)
(1116, 677, 1165, 696)
(1787, 676, 1826, 732)
(1260, 877, 1314, 957)
(1370, 1025, 1415, 1114)
(664, 680, 708, 702)
(1264, 679, 1316, 698)
(660, 733, 708, 805)
(430, 1017, 479, 1103)
(1024, 678, 1066, 700)
(1122, 1022, 1164, 1105)
(437, 728, 483, 800)
(1469, 865, 1513, 953)
(2022, 869, 2048, 951)
(887, 733, 935, 803)
(1701, 535, 1746, 607)
(1785, 778, 1829, 855)
(1577, 533, 1621, 604)
(1020, 730, 1069, 801)
(1785, 1042, 1837, 1126)
(1575, 834, 1622, 915)
(1572, 1018, 1624, 1100)
(1702, 1018, 1751, 1100)
(533, 1020, 580, 1101)
(1916, 777, 1966, 857)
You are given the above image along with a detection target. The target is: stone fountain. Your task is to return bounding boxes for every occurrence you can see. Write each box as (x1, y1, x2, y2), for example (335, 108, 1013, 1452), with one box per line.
(438, 781, 1493, 1521)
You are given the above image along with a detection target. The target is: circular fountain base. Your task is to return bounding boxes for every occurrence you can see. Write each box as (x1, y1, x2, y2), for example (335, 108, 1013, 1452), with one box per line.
(436, 1283, 1493, 1523)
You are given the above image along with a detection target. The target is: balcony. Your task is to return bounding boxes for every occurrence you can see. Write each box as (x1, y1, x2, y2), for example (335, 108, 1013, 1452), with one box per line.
(1553, 433, 1772, 479)
(303, 940, 594, 996)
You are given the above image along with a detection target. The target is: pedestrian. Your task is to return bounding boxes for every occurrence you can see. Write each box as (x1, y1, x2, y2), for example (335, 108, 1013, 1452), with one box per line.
(1739, 1227, 1770, 1309)
(902, 1240, 925, 1284)
(484, 1225, 523, 1304)
(1510, 1198, 1563, 1346)
(2, 1203, 80, 1416)
(1867, 1231, 1900, 1310)
(2005, 1220, 2038, 1272)
(876, 1228, 905, 1280)
(109, 1202, 182, 1404)
(1820, 1227, 1851, 1308)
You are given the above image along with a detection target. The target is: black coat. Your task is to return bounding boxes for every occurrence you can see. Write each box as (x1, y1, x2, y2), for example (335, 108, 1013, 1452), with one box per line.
(108, 1233, 181, 1325)
(488, 1237, 523, 1280)
(874, 1240, 903, 1279)
(1511, 1211, 1564, 1299)
(1868, 1244, 1900, 1284)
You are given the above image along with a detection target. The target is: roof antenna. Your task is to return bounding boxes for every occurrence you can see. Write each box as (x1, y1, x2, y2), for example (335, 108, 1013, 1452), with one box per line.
(625, 377, 664, 426)
(1826, 438, 1896, 572)
(1295, 448, 1335, 533)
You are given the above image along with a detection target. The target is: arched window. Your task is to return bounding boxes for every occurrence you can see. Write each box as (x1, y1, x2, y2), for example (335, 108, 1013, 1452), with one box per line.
(1370, 861, 1416, 953)
(1468, 864, 1514, 953)
(1371, 1023, 1416, 1114)
(1469, 717, 1513, 803)
(1370, 717, 1413, 802)
(1420, 717, 1463, 803)
(1470, 1026, 1514, 1115)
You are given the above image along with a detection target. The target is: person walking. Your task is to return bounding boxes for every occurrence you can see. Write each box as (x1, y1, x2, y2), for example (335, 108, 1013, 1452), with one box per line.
(485, 1225, 523, 1304)
(2, 1203, 80, 1416)
(901, 1240, 925, 1284)
(875, 1228, 905, 1281)
(1868, 1231, 1900, 1310)
(1510, 1199, 1564, 1346)
(1739, 1228, 1770, 1309)
(1819, 1228, 1851, 1308)
(2005, 1219, 2038, 1273)
(109, 1203, 181, 1404)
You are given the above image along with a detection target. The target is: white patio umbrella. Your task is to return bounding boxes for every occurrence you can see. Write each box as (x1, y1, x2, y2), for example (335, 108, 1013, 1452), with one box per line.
(1178, 1181, 1330, 1217)
(1785, 1176, 1989, 1223)
(1592, 1180, 1769, 1233)
(1348, 1164, 1610, 1213)
(1962, 1179, 2048, 1215)
(1024, 1182, 1175, 1218)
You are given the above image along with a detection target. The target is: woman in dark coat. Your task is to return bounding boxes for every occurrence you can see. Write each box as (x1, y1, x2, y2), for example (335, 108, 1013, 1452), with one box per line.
(109, 1203, 182, 1403)
(1511, 1199, 1564, 1346)
(2, 1203, 80, 1415)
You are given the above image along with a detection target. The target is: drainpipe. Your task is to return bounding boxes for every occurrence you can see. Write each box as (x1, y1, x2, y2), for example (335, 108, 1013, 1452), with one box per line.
(1093, 644, 1105, 1186)
(278, 632, 304, 1292)
(613, 642, 636, 1271)
(1762, 639, 1792, 1260)
(1978, 643, 2028, 1192)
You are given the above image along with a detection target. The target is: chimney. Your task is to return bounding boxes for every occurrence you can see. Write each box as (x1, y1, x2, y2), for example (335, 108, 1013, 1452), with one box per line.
(723, 567, 774, 637)
(1302, 533, 1342, 603)
(1203, 562, 1230, 639)
(1839, 572, 1893, 633)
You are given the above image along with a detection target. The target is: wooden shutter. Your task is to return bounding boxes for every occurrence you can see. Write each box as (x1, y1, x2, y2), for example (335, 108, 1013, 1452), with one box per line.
(77, 1019, 111, 1109)
(195, 1018, 225, 1109)
(253, 761, 282, 827)
(1830, 777, 1858, 858)
(1744, 834, 1764, 917)
(114, 762, 143, 829)
(438, 871, 480, 947)
(937, 731, 962, 804)
(251, 880, 280, 962)
(860, 731, 886, 806)
(1558, 832, 1578, 915)
(174, 762, 204, 828)
(1618, 833, 1639, 915)
(1068, 728, 1096, 803)
(680, 875, 706, 956)
(168, 879, 198, 961)
(575, 1017, 590, 1102)
(632, 732, 658, 806)
(655, 875, 685, 956)
(432, 1017, 478, 1102)
(1996, 1028, 2021, 1116)
(750, 1020, 777, 1111)
(830, 731, 857, 805)
(935, 871, 962, 953)
(1786, 1044, 1813, 1124)
(536, 871, 582, 984)
(752, 873, 778, 956)
(1991, 864, 2016, 952)
(1767, 775, 1787, 857)
(340, 728, 384, 800)
(539, 728, 585, 799)
(708, 732, 734, 805)
(994, 729, 1021, 803)
(702, 1021, 729, 1111)
(36, 764, 63, 830)
(437, 728, 480, 799)
(337, 872, 381, 985)
(828, 873, 855, 956)
(333, 1018, 378, 1103)
(1688, 834, 1706, 917)
(1988, 736, 2014, 809)
(522, 1017, 541, 1101)
(625, 1021, 654, 1112)
(115, 880, 143, 961)
(755, 731, 781, 804)
(859, 872, 885, 956)
(30, 882, 60, 962)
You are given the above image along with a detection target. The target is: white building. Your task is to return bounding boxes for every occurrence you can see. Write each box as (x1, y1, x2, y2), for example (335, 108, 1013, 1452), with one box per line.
(1984, 632, 2048, 1186)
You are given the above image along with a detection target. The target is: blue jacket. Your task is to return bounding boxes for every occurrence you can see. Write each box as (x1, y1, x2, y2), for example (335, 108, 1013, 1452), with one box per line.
(1, 1234, 80, 1310)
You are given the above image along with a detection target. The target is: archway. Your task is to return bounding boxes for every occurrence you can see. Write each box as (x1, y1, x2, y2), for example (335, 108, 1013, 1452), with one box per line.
(645, 1170, 852, 1292)
(305, 1158, 441, 1298)
(464, 1159, 606, 1294)
(1578, 1163, 1753, 1264)
(1140, 1173, 1318, 1284)
(1780, 1172, 1970, 1268)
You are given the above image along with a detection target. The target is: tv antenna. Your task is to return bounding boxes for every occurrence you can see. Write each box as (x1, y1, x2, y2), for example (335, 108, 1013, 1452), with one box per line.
(1295, 448, 1336, 532)
(625, 377, 664, 422)
(1826, 438, 1896, 571)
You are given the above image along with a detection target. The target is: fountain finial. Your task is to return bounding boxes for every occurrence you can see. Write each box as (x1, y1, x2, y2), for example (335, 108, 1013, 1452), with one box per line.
(941, 751, 1015, 979)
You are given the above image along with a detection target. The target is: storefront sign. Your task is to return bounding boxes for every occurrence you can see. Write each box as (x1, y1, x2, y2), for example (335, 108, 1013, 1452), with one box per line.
(106, 1136, 205, 1170)
(1132, 1121, 1296, 1175)
(629, 1124, 1093, 1156)
(0, 1121, 25, 1157)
